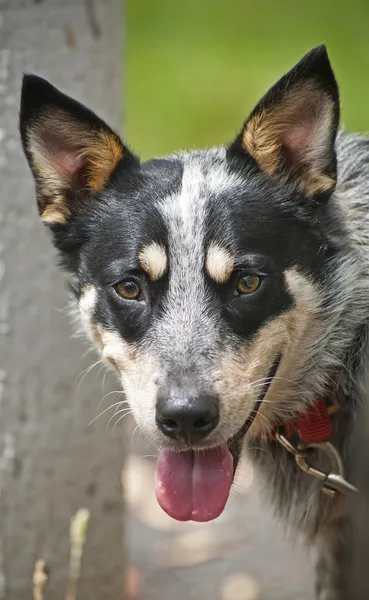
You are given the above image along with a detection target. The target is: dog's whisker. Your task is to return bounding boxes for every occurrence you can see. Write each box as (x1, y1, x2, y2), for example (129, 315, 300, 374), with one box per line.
(75, 359, 104, 392)
(109, 409, 133, 433)
(97, 364, 106, 378)
(249, 376, 313, 396)
(139, 454, 159, 460)
(81, 346, 97, 359)
(131, 424, 141, 444)
(140, 436, 158, 453)
(106, 404, 130, 421)
(87, 400, 128, 427)
(252, 410, 273, 431)
(246, 445, 275, 462)
(101, 368, 110, 396)
(231, 482, 252, 494)
(97, 389, 126, 410)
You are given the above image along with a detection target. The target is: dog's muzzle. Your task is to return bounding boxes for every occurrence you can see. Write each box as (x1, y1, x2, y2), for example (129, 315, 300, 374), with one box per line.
(154, 353, 282, 523)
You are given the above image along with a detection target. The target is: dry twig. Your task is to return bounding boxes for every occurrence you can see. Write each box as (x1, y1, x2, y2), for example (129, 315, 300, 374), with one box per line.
(33, 559, 48, 600)
(65, 508, 91, 600)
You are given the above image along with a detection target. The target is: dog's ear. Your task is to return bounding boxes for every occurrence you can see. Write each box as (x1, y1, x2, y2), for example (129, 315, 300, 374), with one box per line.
(231, 45, 339, 197)
(20, 75, 138, 226)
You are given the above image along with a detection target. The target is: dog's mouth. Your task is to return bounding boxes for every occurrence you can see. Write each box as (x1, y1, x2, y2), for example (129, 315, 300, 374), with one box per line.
(154, 354, 282, 522)
(227, 353, 282, 473)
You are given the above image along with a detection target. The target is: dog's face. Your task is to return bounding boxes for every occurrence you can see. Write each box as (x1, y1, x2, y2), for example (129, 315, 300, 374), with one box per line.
(20, 45, 341, 522)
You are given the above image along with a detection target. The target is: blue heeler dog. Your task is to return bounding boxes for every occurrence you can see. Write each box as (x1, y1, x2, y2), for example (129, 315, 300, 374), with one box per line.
(20, 45, 369, 599)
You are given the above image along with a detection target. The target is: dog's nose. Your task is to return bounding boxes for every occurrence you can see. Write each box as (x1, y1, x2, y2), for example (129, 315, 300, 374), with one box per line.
(156, 393, 219, 444)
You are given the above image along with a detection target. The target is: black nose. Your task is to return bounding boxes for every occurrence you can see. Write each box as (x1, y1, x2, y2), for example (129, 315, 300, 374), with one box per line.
(156, 393, 219, 444)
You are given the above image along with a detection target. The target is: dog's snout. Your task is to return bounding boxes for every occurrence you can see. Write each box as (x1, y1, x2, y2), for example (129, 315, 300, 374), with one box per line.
(156, 393, 219, 444)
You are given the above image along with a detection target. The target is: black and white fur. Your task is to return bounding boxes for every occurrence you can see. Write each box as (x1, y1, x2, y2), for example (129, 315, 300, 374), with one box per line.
(19, 45, 369, 599)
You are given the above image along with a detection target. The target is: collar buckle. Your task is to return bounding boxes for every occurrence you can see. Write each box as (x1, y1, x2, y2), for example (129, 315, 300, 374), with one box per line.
(275, 431, 358, 497)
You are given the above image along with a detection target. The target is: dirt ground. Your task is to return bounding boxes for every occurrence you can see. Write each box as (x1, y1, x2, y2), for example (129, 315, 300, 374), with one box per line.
(124, 421, 315, 600)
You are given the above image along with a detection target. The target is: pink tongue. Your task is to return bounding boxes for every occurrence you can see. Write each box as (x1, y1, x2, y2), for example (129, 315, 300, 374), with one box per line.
(154, 445, 233, 522)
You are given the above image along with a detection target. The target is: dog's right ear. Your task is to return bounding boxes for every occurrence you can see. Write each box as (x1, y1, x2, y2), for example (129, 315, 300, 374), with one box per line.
(20, 75, 138, 226)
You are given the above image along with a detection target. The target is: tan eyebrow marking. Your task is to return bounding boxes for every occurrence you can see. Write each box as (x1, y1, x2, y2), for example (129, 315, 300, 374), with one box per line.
(206, 243, 234, 283)
(138, 242, 168, 281)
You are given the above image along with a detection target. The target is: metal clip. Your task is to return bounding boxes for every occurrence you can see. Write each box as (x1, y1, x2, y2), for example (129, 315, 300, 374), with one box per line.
(276, 433, 359, 497)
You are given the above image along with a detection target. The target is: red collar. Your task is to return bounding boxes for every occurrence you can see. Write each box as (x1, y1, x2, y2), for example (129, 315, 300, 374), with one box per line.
(266, 397, 339, 444)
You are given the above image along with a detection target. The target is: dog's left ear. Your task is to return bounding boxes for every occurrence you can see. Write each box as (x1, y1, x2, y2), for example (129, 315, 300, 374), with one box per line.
(231, 45, 339, 197)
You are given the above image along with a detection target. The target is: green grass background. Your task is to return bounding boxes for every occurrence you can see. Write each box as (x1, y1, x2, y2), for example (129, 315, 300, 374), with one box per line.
(126, 0, 369, 160)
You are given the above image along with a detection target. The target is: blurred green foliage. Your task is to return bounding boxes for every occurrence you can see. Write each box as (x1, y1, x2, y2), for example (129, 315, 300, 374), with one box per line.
(126, 0, 369, 159)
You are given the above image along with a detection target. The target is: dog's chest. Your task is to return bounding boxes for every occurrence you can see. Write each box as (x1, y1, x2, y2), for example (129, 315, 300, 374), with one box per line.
(248, 438, 348, 540)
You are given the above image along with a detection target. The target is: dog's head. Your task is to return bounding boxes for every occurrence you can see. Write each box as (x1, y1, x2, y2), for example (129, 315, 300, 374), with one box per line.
(20, 45, 344, 521)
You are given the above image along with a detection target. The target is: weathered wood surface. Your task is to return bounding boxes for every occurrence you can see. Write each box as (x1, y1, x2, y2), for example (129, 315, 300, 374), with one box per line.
(0, 1, 125, 598)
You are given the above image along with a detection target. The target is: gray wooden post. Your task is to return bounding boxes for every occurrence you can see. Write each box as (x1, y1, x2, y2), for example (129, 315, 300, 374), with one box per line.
(0, 1, 125, 598)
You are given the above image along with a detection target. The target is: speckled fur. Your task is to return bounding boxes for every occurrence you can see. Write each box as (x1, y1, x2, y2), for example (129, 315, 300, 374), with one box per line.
(250, 131, 369, 599)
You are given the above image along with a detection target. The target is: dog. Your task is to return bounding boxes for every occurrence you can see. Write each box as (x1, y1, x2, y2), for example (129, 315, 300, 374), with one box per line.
(20, 45, 369, 599)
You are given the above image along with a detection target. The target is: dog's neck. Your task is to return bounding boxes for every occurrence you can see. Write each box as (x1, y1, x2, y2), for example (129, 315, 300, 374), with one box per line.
(265, 396, 341, 444)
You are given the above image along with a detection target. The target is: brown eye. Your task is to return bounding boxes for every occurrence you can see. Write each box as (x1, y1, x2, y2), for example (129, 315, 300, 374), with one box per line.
(236, 274, 261, 295)
(115, 279, 141, 300)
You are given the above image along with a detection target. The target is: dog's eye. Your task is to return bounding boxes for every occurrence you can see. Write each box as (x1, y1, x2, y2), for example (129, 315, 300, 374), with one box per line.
(235, 274, 261, 295)
(115, 279, 141, 300)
